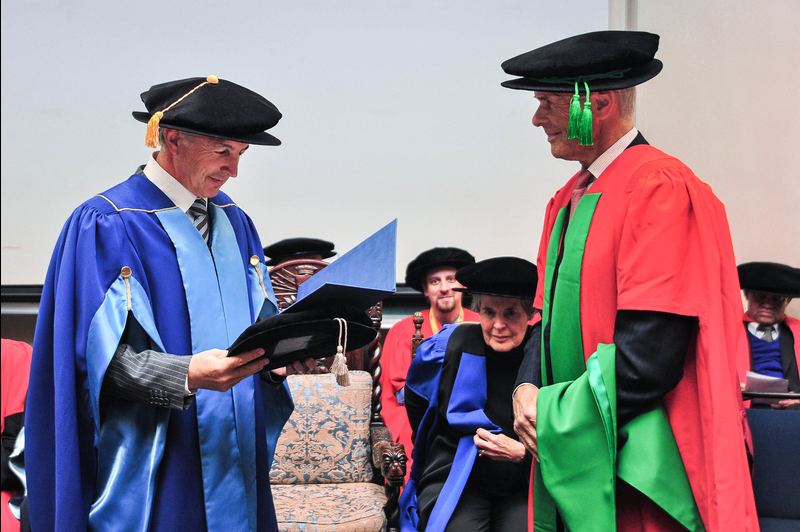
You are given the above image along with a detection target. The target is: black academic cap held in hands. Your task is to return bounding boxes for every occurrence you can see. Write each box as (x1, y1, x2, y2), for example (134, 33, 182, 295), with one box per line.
(500, 30, 663, 93)
(263, 237, 337, 267)
(132, 76, 282, 147)
(454, 257, 538, 299)
(405, 247, 476, 293)
(738, 262, 800, 299)
(226, 303, 377, 371)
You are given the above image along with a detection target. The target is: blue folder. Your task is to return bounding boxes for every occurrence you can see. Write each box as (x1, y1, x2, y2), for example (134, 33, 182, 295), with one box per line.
(283, 219, 397, 313)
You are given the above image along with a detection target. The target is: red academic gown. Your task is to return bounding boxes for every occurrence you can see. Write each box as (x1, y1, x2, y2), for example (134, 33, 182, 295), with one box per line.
(1, 339, 32, 532)
(533, 144, 758, 531)
(380, 308, 479, 482)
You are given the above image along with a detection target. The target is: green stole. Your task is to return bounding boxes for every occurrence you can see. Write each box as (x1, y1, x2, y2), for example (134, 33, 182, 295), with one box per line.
(534, 194, 705, 532)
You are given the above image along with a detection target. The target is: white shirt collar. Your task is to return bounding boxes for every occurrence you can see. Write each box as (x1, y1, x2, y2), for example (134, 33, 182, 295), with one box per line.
(747, 321, 780, 340)
(586, 127, 639, 187)
(142, 153, 200, 214)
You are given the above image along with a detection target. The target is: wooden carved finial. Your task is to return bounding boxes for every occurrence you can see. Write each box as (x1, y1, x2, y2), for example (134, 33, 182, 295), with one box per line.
(411, 311, 424, 359)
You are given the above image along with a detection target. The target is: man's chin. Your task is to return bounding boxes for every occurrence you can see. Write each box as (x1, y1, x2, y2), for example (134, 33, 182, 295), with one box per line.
(436, 300, 457, 314)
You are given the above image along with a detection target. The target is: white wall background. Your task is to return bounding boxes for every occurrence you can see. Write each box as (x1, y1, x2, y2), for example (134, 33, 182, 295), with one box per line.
(1, 0, 606, 286)
(3, 0, 798, 317)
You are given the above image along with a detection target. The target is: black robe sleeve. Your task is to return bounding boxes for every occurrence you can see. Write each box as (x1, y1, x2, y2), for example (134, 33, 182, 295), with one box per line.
(613, 310, 696, 426)
(515, 310, 696, 427)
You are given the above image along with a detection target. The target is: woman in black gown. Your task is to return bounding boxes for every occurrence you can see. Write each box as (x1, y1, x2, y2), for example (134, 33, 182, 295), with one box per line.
(400, 257, 538, 532)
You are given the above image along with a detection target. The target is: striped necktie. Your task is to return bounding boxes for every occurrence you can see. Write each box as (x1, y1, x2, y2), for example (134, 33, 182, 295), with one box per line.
(189, 198, 209, 243)
(569, 168, 595, 219)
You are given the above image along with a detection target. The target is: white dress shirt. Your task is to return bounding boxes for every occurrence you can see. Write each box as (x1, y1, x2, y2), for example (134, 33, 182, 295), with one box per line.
(142, 153, 201, 215)
(585, 127, 639, 188)
(748, 321, 780, 341)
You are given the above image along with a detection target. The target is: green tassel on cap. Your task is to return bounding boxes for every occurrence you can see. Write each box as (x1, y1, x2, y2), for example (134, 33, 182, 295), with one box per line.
(568, 81, 582, 140)
(579, 81, 593, 146)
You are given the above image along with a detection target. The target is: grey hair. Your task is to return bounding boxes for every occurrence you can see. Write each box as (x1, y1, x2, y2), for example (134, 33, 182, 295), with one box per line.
(614, 87, 636, 120)
(470, 294, 535, 319)
(158, 127, 168, 148)
(157, 127, 198, 148)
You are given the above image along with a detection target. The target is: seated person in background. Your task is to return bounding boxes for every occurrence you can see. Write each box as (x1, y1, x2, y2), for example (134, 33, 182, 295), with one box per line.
(737, 261, 800, 409)
(400, 257, 536, 532)
(380, 247, 478, 482)
(1, 339, 32, 532)
(263, 237, 337, 267)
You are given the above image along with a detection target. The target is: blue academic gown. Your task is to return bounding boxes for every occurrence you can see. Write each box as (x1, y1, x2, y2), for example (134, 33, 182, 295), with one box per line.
(25, 174, 294, 532)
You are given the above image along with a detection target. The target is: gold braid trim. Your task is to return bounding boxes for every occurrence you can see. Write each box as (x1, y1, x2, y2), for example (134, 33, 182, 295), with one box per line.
(94, 195, 180, 213)
(249, 256, 270, 301)
(121, 267, 132, 311)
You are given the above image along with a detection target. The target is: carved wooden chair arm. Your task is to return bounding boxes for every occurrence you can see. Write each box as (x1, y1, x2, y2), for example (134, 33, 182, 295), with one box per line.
(370, 425, 407, 532)
(371, 426, 407, 485)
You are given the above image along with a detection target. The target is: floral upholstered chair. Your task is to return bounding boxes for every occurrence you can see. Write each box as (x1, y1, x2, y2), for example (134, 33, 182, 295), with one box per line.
(270, 371, 406, 531)
(267, 253, 407, 531)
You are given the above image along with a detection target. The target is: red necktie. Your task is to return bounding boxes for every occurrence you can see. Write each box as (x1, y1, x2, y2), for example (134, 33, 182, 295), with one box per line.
(569, 168, 595, 219)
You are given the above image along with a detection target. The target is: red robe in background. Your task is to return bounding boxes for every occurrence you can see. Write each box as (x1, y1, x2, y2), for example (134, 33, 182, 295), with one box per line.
(2, 339, 32, 532)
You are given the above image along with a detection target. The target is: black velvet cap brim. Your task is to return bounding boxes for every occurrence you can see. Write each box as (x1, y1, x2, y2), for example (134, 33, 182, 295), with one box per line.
(132, 112, 281, 146)
(500, 30, 662, 92)
(453, 287, 536, 299)
(264, 237, 337, 266)
(265, 251, 337, 267)
(453, 256, 537, 299)
(501, 59, 662, 92)
(738, 262, 800, 298)
(227, 305, 377, 370)
(404, 247, 476, 293)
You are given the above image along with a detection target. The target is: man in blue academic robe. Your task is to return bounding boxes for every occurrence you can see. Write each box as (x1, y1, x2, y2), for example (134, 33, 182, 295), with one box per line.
(25, 76, 305, 532)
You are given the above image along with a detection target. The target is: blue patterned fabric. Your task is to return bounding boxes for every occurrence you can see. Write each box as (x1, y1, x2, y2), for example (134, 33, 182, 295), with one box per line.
(271, 484, 386, 532)
(271, 372, 373, 484)
(270, 371, 387, 532)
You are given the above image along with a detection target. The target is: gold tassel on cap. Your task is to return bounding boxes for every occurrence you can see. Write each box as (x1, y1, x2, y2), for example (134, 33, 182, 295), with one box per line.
(330, 318, 351, 386)
(144, 75, 220, 148)
(145, 111, 164, 148)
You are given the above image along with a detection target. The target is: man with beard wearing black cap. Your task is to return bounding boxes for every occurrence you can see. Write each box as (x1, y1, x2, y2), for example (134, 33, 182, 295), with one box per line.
(737, 261, 800, 409)
(380, 247, 479, 483)
(503, 32, 758, 531)
(25, 76, 316, 532)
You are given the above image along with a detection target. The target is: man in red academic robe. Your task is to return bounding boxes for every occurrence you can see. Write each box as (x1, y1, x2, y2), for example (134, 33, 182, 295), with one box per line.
(503, 31, 758, 531)
(736, 261, 800, 409)
(380, 247, 478, 482)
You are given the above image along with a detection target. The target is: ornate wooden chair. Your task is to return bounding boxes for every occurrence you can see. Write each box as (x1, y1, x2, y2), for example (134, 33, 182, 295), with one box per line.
(267, 257, 407, 532)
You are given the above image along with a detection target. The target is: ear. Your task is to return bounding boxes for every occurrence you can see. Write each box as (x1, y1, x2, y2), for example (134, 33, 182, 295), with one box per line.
(161, 128, 181, 154)
(592, 92, 616, 121)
